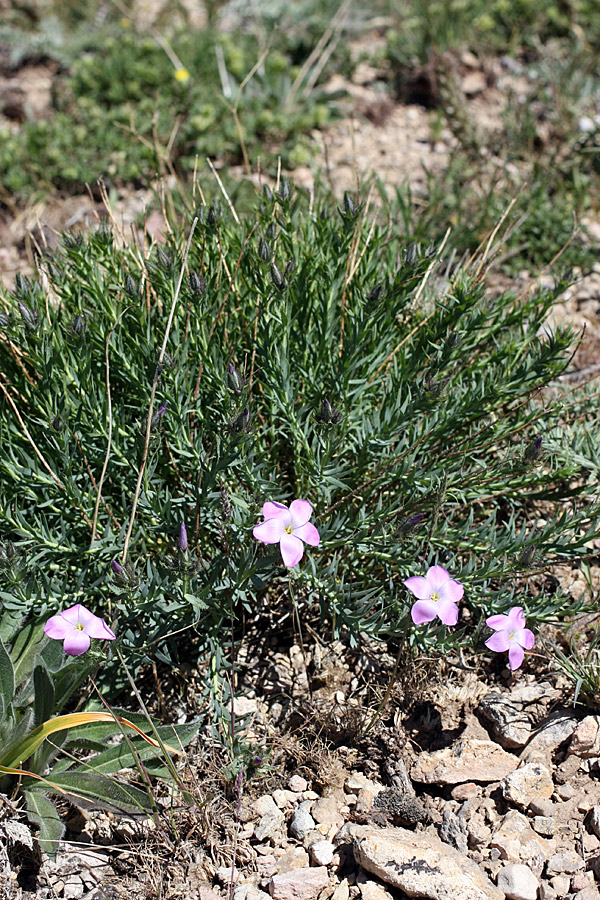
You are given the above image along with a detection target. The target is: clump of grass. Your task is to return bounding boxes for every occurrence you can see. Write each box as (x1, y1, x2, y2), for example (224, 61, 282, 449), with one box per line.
(0, 180, 598, 698)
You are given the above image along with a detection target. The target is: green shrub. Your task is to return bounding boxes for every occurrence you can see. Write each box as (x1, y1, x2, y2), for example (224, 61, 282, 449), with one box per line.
(0, 24, 346, 201)
(0, 184, 598, 688)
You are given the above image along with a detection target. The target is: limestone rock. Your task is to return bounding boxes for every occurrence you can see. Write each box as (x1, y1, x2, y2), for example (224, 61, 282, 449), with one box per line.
(411, 739, 519, 785)
(496, 863, 539, 900)
(290, 802, 316, 840)
(347, 823, 503, 900)
(269, 867, 330, 900)
(546, 849, 585, 875)
(477, 693, 532, 749)
(570, 717, 600, 758)
(490, 810, 551, 875)
(501, 762, 554, 810)
(524, 711, 578, 756)
(308, 840, 335, 866)
(311, 797, 344, 830)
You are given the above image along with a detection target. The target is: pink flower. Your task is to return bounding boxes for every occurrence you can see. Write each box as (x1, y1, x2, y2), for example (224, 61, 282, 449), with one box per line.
(253, 499, 320, 568)
(44, 604, 116, 656)
(404, 565, 463, 626)
(485, 606, 535, 671)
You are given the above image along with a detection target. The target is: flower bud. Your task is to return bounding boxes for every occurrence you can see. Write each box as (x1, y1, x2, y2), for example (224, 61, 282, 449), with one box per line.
(179, 522, 188, 553)
(368, 283, 383, 303)
(258, 238, 271, 261)
(18, 301, 39, 332)
(112, 559, 124, 576)
(277, 176, 291, 203)
(266, 222, 277, 241)
(71, 314, 86, 336)
(316, 398, 342, 425)
(230, 407, 250, 434)
(189, 272, 205, 299)
(343, 191, 357, 217)
(220, 483, 232, 520)
(124, 274, 139, 298)
(150, 401, 169, 431)
(519, 545, 537, 567)
(263, 185, 274, 203)
(285, 258, 296, 276)
(0, 310, 11, 328)
(227, 363, 243, 394)
(524, 436, 543, 462)
(397, 513, 424, 535)
(270, 263, 286, 291)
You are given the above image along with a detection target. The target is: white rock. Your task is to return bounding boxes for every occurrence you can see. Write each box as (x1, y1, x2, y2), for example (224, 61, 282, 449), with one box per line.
(344, 773, 384, 795)
(524, 712, 578, 754)
(501, 762, 554, 810)
(546, 850, 585, 875)
(269, 867, 330, 900)
(289, 775, 308, 793)
(290, 801, 315, 840)
(308, 840, 335, 866)
(235, 885, 271, 900)
(254, 795, 281, 818)
(570, 717, 600, 758)
(490, 810, 551, 875)
(411, 739, 518, 785)
(233, 696, 258, 717)
(497, 863, 539, 900)
(348, 824, 503, 900)
(589, 805, 600, 838)
(255, 808, 285, 842)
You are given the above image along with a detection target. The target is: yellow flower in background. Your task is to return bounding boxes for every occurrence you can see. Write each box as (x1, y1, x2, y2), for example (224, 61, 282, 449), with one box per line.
(119, 17, 131, 28)
(174, 68, 190, 84)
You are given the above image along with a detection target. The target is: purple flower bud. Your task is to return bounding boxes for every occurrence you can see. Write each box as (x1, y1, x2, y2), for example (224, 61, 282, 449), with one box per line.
(227, 363, 243, 394)
(524, 435, 543, 462)
(179, 522, 188, 553)
(230, 407, 250, 434)
(112, 559, 124, 575)
(398, 513, 424, 535)
(157, 401, 168, 417)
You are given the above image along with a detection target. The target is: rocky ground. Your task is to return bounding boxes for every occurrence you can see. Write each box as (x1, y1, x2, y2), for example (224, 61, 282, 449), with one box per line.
(5, 655, 600, 900)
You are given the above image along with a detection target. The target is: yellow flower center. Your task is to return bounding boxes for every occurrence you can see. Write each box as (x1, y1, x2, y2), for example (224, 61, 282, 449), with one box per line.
(285, 525, 294, 534)
(509, 629, 516, 641)
(75, 622, 85, 631)
(430, 591, 440, 603)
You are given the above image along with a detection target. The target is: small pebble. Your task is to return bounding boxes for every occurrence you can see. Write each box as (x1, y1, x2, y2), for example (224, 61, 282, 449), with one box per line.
(289, 775, 308, 793)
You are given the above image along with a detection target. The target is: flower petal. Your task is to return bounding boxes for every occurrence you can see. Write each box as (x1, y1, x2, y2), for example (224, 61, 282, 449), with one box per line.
(425, 565, 451, 591)
(294, 522, 320, 546)
(507, 606, 526, 630)
(508, 644, 525, 670)
(438, 579, 464, 604)
(59, 604, 89, 627)
(280, 532, 305, 568)
(485, 631, 511, 653)
(254, 518, 286, 543)
(436, 597, 459, 626)
(521, 628, 535, 650)
(44, 614, 71, 640)
(62, 629, 91, 656)
(411, 599, 438, 624)
(486, 613, 510, 630)
(262, 501, 289, 521)
(403, 576, 432, 600)
(289, 499, 313, 528)
(84, 614, 116, 641)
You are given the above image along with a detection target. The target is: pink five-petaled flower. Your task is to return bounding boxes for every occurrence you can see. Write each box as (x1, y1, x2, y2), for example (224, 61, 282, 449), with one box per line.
(404, 565, 464, 626)
(44, 604, 116, 657)
(253, 500, 320, 568)
(485, 606, 535, 671)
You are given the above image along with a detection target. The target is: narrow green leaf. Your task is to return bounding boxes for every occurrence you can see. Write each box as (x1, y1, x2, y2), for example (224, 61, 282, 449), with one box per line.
(27, 771, 154, 813)
(23, 791, 64, 860)
(0, 638, 15, 716)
